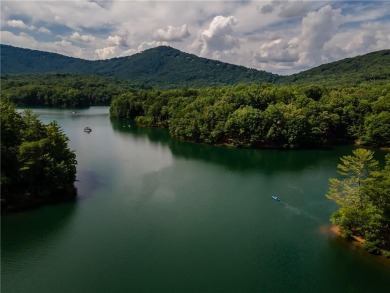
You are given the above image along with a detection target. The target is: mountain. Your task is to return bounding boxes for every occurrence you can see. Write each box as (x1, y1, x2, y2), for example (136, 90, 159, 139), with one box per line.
(0, 45, 280, 87)
(1, 44, 389, 87)
(281, 50, 390, 84)
(0, 45, 91, 74)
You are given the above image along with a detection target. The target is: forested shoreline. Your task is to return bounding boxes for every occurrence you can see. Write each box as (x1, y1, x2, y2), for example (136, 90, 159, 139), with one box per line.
(1, 100, 78, 212)
(110, 83, 390, 149)
(327, 149, 390, 256)
(3, 72, 388, 149)
(1, 74, 149, 108)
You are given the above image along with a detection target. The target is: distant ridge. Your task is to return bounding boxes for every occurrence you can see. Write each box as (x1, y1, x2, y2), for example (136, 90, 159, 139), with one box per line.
(281, 49, 390, 84)
(0, 45, 280, 87)
(1, 44, 389, 87)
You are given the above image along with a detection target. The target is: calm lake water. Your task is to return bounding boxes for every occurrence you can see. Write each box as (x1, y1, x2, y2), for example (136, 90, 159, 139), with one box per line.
(2, 107, 390, 292)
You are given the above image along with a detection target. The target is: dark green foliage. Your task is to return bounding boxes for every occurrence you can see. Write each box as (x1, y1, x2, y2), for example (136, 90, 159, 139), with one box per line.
(1, 74, 146, 107)
(281, 50, 390, 85)
(1, 45, 280, 88)
(363, 112, 390, 147)
(2, 44, 389, 88)
(110, 83, 390, 149)
(326, 149, 390, 255)
(1, 101, 77, 211)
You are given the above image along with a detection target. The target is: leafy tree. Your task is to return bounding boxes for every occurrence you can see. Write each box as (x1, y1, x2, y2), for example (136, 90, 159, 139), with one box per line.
(363, 111, 390, 147)
(0, 100, 77, 211)
(327, 149, 390, 254)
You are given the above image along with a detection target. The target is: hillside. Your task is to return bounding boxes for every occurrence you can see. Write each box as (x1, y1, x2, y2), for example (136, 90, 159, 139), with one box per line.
(281, 50, 390, 85)
(0, 45, 280, 87)
(0, 45, 91, 74)
(1, 44, 389, 87)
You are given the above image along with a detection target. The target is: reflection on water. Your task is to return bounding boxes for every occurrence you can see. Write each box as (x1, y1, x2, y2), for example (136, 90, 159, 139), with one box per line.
(2, 203, 77, 259)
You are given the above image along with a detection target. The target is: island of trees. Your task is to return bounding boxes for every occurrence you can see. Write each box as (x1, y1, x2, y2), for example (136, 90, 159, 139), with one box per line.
(1, 100, 77, 212)
(327, 149, 390, 257)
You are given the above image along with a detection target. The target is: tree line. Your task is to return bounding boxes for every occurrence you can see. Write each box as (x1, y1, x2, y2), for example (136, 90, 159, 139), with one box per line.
(1, 100, 78, 211)
(110, 83, 390, 149)
(1, 74, 149, 108)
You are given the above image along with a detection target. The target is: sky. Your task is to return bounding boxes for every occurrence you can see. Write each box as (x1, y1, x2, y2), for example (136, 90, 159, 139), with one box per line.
(1, 1, 389, 75)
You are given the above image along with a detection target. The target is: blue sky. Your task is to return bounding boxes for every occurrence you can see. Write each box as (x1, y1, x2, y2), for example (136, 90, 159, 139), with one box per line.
(1, 1, 389, 74)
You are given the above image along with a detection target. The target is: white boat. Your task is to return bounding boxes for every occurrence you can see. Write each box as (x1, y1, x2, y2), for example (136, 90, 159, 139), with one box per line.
(271, 196, 280, 201)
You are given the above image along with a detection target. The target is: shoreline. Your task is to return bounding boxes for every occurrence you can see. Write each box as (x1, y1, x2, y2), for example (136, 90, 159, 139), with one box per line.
(330, 225, 366, 246)
(328, 225, 390, 264)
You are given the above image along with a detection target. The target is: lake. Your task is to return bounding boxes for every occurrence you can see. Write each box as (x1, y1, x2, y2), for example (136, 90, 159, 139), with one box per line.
(2, 107, 389, 292)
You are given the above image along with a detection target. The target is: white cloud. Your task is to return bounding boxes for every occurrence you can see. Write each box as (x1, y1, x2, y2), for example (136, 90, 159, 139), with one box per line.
(299, 5, 343, 66)
(95, 46, 120, 59)
(70, 32, 95, 43)
(1, 30, 87, 59)
(255, 38, 299, 63)
(120, 48, 137, 57)
(107, 35, 126, 46)
(154, 25, 190, 42)
(138, 41, 170, 52)
(324, 21, 390, 61)
(1, 1, 389, 74)
(1, 30, 36, 47)
(38, 27, 51, 34)
(195, 15, 239, 58)
(7, 20, 36, 31)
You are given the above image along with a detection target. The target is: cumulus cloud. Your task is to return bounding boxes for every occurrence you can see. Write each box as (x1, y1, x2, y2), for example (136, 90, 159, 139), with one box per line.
(253, 5, 344, 73)
(255, 38, 299, 63)
(138, 41, 170, 52)
(1, 30, 86, 59)
(196, 15, 239, 58)
(154, 25, 190, 42)
(95, 46, 120, 59)
(324, 22, 390, 62)
(120, 48, 137, 57)
(1, 1, 389, 74)
(70, 32, 95, 43)
(7, 20, 36, 31)
(300, 5, 343, 65)
(107, 35, 127, 47)
(38, 27, 51, 34)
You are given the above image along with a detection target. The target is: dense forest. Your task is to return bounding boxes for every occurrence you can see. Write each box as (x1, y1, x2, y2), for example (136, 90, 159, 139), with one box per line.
(0, 100, 77, 211)
(110, 83, 390, 149)
(0, 45, 280, 88)
(327, 149, 390, 256)
(281, 49, 390, 85)
(0, 74, 148, 108)
(2, 45, 389, 88)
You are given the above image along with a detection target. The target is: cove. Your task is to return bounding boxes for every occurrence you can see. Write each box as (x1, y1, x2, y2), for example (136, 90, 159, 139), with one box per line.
(2, 107, 389, 293)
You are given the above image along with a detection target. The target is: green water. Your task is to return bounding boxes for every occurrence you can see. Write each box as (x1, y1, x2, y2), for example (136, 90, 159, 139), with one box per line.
(2, 107, 389, 292)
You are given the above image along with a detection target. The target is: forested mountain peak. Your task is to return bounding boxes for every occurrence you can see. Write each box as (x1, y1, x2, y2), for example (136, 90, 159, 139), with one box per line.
(0, 44, 280, 87)
(1, 44, 389, 87)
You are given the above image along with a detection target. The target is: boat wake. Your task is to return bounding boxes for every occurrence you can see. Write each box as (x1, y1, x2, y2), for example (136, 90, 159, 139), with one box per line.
(281, 201, 319, 222)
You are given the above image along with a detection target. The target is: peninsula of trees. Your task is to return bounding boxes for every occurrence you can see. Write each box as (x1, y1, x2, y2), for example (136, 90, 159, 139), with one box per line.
(1, 100, 77, 212)
(110, 83, 390, 149)
(327, 149, 390, 256)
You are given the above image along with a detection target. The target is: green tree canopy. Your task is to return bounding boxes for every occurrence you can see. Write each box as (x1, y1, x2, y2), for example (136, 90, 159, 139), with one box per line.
(326, 149, 390, 255)
(1, 100, 77, 211)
